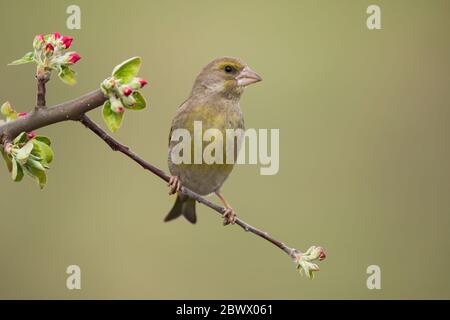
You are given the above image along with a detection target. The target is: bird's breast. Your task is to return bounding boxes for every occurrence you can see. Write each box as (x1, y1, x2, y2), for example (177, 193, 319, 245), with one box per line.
(168, 101, 244, 195)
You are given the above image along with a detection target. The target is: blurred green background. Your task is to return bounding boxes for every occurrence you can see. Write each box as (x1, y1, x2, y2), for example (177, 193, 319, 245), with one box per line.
(0, 0, 449, 299)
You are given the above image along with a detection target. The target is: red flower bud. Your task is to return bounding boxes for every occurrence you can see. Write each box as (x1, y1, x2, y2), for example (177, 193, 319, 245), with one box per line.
(318, 248, 326, 261)
(53, 32, 61, 40)
(18, 112, 29, 117)
(68, 52, 81, 64)
(138, 78, 148, 88)
(45, 43, 54, 53)
(27, 131, 37, 140)
(110, 97, 125, 113)
(60, 36, 73, 49)
(122, 86, 133, 97)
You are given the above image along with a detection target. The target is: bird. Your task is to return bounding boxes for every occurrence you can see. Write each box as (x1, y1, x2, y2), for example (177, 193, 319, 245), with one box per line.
(165, 57, 262, 225)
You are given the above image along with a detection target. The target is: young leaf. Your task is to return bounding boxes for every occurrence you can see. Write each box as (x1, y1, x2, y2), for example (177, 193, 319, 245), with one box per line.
(15, 141, 34, 163)
(13, 132, 29, 145)
(24, 164, 47, 189)
(12, 159, 24, 182)
(32, 139, 54, 164)
(112, 57, 141, 83)
(58, 65, 77, 85)
(34, 136, 51, 146)
(8, 52, 34, 66)
(1, 101, 18, 122)
(1, 101, 12, 116)
(27, 158, 46, 171)
(125, 92, 147, 110)
(102, 100, 124, 133)
(36, 170, 47, 189)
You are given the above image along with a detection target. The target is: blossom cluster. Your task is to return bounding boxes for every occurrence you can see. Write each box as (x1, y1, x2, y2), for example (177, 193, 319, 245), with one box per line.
(9, 32, 81, 85)
(33, 32, 81, 67)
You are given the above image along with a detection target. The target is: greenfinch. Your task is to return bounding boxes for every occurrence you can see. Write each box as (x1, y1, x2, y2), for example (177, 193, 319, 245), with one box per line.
(165, 57, 262, 225)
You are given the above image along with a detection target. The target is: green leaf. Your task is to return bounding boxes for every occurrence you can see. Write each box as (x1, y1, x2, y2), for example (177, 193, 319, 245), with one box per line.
(15, 141, 34, 163)
(12, 159, 24, 182)
(13, 132, 28, 145)
(6, 113, 17, 122)
(125, 91, 147, 110)
(2, 150, 13, 172)
(32, 139, 53, 164)
(102, 100, 124, 133)
(1, 101, 17, 122)
(58, 65, 77, 85)
(34, 136, 51, 146)
(112, 57, 141, 83)
(8, 52, 34, 66)
(1, 101, 12, 116)
(27, 158, 46, 171)
(24, 164, 47, 189)
(36, 171, 47, 189)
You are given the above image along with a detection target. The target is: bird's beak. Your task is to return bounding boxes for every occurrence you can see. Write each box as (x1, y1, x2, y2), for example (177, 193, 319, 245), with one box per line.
(236, 66, 262, 87)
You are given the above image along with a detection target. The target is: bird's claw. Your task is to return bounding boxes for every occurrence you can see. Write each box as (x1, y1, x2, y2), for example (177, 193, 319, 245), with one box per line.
(168, 176, 181, 195)
(223, 208, 237, 226)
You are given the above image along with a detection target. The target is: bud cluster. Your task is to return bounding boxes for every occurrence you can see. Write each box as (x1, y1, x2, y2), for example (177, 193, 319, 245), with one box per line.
(33, 32, 80, 68)
(1, 102, 53, 189)
(293, 246, 326, 279)
(99, 57, 148, 132)
(101, 76, 148, 113)
(9, 32, 81, 85)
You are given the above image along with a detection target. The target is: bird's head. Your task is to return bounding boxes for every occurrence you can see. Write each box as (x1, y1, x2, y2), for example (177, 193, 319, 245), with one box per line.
(191, 57, 262, 99)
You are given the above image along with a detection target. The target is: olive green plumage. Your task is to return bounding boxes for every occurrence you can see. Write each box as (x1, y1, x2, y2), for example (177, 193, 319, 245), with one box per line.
(166, 57, 262, 224)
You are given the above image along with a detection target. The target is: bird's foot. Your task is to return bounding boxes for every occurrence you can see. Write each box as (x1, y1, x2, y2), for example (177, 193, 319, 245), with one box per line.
(168, 176, 181, 195)
(223, 207, 237, 226)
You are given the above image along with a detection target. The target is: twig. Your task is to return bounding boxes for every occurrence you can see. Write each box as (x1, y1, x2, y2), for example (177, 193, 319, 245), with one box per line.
(0, 87, 302, 264)
(79, 114, 297, 259)
(0, 89, 106, 142)
(36, 73, 50, 110)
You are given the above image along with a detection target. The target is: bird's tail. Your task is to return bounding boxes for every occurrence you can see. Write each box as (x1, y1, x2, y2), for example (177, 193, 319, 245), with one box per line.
(164, 193, 197, 224)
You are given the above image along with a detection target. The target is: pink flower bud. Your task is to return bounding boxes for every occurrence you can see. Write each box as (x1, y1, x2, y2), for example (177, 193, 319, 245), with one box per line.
(318, 248, 326, 261)
(129, 78, 148, 90)
(68, 52, 81, 64)
(110, 97, 125, 113)
(34, 34, 45, 44)
(27, 131, 37, 140)
(45, 43, 54, 53)
(122, 86, 133, 97)
(18, 112, 29, 117)
(53, 32, 61, 40)
(60, 36, 73, 49)
(138, 78, 148, 88)
(33, 34, 45, 50)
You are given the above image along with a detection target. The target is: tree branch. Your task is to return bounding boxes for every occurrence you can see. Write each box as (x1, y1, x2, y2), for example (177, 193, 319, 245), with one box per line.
(79, 114, 298, 259)
(0, 89, 106, 143)
(35, 73, 50, 110)
(0, 78, 327, 277)
(0, 88, 299, 260)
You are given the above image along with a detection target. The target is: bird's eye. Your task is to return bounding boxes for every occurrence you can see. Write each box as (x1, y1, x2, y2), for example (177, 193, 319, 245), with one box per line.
(224, 65, 234, 73)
